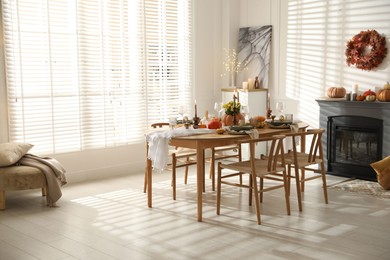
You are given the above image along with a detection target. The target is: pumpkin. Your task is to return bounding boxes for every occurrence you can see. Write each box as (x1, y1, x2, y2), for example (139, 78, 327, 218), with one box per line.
(365, 95, 376, 102)
(363, 89, 376, 97)
(356, 95, 365, 101)
(384, 82, 390, 90)
(222, 113, 244, 126)
(207, 118, 222, 129)
(327, 87, 346, 98)
(377, 89, 390, 102)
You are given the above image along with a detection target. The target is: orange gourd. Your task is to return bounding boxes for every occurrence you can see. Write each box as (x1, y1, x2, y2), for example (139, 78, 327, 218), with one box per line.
(327, 87, 346, 98)
(356, 95, 365, 101)
(377, 89, 390, 102)
(222, 114, 244, 126)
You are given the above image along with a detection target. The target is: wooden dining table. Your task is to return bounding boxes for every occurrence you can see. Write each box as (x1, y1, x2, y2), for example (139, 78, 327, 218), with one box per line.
(145, 122, 309, 222)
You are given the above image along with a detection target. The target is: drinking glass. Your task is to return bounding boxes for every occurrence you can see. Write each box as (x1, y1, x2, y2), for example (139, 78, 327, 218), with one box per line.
(275, 101, 285, 116)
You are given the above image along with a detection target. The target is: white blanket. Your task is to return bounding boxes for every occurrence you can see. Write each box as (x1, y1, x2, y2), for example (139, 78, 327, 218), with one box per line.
(145, 127, 214, 171)
(18, 154, 67, 207)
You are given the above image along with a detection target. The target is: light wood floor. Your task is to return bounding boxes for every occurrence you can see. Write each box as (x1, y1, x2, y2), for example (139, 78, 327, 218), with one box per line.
(1, 167, 390, 260)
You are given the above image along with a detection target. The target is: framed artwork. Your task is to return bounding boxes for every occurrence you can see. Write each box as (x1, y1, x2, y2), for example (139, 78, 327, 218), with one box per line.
(237, 25, 272, 89)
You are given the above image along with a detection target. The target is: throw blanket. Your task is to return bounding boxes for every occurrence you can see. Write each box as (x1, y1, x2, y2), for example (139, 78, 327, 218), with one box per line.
(146, 127, 214, 171)
(18, 154, 67, 207)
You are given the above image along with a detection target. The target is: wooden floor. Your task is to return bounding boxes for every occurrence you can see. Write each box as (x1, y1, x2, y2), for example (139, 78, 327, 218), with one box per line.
(1, 167, 390, 260)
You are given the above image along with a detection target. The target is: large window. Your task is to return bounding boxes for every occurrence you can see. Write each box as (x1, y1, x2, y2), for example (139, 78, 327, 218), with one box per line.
(285, 0, 390, 127)
(2, 0, 192, 154)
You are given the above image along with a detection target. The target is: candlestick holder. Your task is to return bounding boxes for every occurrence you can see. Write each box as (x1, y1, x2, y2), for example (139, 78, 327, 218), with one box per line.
(266, 109, 272, 119)
(193, 116, 200, 129)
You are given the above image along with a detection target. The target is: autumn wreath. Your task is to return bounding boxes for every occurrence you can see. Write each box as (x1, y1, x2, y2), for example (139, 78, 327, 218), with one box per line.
(345, 29, 387, 71)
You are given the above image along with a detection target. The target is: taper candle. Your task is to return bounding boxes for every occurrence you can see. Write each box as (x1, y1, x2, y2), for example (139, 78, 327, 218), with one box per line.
(194, 100, 197, 118)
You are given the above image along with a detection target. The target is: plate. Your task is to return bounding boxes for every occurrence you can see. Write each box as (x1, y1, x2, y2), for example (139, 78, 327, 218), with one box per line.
(267, 123, 291, 129)
(267, 120, 293, 126)
(229, 125, 254, 131)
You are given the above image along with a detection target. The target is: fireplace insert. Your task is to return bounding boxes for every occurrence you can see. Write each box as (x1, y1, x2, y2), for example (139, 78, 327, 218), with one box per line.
(327, 116, 382, 181)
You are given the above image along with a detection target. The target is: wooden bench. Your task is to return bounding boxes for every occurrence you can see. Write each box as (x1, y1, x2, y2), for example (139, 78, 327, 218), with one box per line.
(0, 165, 47, 209)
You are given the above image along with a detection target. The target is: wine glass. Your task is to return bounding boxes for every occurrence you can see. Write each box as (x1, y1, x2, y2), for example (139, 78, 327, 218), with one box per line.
(214, 102, 224, 119)
(241, 105, 250, 123)
(275, 101, 284, 117)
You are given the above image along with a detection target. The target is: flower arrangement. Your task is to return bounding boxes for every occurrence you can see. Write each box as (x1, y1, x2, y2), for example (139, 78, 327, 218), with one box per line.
(345, 29, 387, 71)
(221, 48, 244, 86)
(223, 101, 241, 115)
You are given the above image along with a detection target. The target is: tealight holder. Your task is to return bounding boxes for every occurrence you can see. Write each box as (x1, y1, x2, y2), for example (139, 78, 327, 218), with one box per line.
(266, 109, 272, 119)
(193, 116, 200, 129)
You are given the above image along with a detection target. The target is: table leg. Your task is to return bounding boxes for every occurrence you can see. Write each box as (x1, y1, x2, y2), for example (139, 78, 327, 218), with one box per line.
(196, 144, 205, 222)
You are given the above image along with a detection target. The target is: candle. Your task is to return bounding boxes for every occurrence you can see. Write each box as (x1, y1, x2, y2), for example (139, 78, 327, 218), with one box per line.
(267, 93, 270, 110)
(242, 81, 248, 89)
(194, 100, 197, 118)
(352, 83, 358, 94)
(248, 78, 254, 89)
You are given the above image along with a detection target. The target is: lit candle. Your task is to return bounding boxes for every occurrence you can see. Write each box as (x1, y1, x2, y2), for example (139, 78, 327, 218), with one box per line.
(194, 100, 197, 118)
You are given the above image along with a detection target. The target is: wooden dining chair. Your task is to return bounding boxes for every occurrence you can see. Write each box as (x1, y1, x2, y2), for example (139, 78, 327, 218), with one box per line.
(209, 144, 242, 191)
(144, 123, 197, 200)
(283, 128, 328, 212)
(216, 135, 290, 225)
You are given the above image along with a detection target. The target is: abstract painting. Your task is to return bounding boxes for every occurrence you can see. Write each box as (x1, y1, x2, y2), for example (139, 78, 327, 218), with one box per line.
(237, 25, 272, 89)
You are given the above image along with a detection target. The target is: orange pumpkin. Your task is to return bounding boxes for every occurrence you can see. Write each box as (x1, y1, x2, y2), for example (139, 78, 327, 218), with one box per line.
(327, 87, 346, 98)
(377, 89, 390, 102)
(222, 113, 244, 126)
(356, 95, 365, 101)
(207, 118, 222, 129)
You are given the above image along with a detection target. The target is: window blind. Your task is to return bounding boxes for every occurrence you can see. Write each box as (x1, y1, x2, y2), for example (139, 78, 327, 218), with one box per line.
(285, 0, 390, 127)
(2, 0, 193, 154)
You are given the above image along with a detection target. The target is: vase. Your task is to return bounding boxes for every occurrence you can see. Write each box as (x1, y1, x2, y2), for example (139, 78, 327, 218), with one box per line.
(222, 113, 244, 126)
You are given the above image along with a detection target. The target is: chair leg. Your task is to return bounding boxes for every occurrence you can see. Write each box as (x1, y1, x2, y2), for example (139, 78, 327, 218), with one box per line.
(184, 165, 189, 185)
(0, 190, 5, 210)
(301, 169, 306, 192)
(295, 168, 303, 212)
(216, 163, 222, 215)
(252, 175, 261, 225)
(172, 154, 177, 200)
(282, 170, 291, 215)
(259, 178, 264, 203)
(42, 187, 47, 197)
(320, 162, 329, 204)
(248, 173, 253, 206)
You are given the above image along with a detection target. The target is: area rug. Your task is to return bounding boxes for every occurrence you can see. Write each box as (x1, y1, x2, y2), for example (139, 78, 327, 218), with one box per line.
(328, 179, 390, 199)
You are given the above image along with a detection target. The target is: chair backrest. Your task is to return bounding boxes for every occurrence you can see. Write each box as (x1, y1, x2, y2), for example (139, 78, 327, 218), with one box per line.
(239, 135, 286, 172)
(285, 128, 325, 165)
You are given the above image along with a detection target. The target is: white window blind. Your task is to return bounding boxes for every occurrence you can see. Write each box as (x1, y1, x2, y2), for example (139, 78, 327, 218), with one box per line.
(285, 0, 390, 127)
(2, 0, 193, 154)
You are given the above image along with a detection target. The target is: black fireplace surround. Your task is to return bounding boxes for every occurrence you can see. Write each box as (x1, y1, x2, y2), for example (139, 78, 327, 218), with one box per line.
(327, 115, 382, 181)
(316, 99, 390, 181)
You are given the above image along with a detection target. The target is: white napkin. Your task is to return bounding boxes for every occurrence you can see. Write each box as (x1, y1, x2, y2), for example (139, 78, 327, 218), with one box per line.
(145, 127, 214, 171)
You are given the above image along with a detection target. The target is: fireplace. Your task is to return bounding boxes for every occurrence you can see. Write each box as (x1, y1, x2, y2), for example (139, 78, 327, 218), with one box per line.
(316, 99, 390, 181)
(327, 115, 382, 180)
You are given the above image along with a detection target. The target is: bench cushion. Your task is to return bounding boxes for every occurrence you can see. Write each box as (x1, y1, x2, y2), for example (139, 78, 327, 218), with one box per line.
(0, 165, 46, 190)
